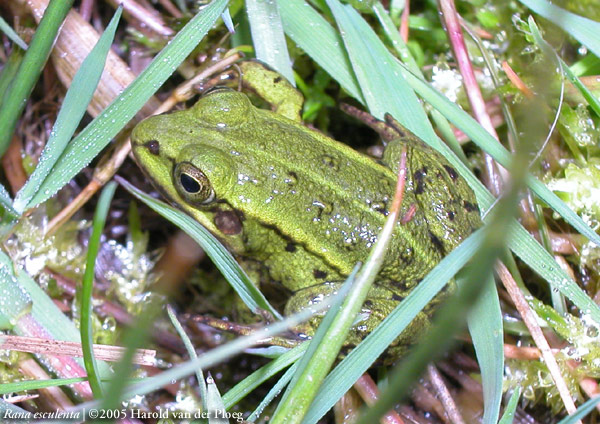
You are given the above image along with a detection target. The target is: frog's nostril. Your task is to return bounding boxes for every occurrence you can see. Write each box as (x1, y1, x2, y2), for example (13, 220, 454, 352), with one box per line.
(144, 140, 160, 155)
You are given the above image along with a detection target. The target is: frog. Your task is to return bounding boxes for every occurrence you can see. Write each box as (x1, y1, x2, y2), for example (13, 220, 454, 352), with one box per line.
(131, 61, 481, 363)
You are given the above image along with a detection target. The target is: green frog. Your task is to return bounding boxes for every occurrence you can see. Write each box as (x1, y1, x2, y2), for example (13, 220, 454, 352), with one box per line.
(131, 62, 480, 362)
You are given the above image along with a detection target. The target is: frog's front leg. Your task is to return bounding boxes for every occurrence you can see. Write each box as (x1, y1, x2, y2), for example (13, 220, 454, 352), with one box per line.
(284, 283, 432, 363)
(238, 61, 303, 122)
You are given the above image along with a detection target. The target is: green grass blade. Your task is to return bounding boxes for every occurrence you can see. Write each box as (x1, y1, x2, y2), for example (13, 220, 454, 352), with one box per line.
(118, 177, 281, 318)
(528, 17, 600, 118)
(272, 266, 359, 423)
(372, 2, 419, 72)
(277, 0, 364, 103)
(498, 387, 521, 424)
(249, 362, 298, 422)
(0, 16, 27, 50)
(0, 377, 87, 394)
(0, 46, 25, 104)
(326, 0, 436, 142)
(518, 0, 600, 59)
(81, 182, 117, 398)
(0, 252, 112, 379)
(0, 399, 30, 423)
(13, 7, 123, 213)
(466, 275, 503, 424)
(0, 0, 74, 155)
(25, 0, 229, 210)
(507, 222, 600, 323)
(301, 228, 485, 424)
(222, 344, 308, 409)
(0, 253, 33, 330)
(0, 184, 17, 220)
(276, 1, 600, 252)
(206, 375, 227, 424)
(246, 0, 295, 85)
(396, 65, 600, 247)
(557, 395, 600, 424)
(357, 110, 530, 424)
(167, 305, 207, 410)
(70, 293, 347, 415)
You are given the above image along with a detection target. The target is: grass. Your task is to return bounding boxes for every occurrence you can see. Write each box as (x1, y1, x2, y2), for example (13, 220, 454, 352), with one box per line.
(1, 0, 600, 422)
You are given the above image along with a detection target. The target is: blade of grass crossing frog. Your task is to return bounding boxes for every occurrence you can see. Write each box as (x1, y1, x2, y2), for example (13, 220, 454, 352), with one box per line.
(24, 0, 229, 210)
(466, 274, 503, 424)
(0, 16, 28, 50)
(498, 387, 520, 424)
(529, 17, 600, 117)
(325, 0, 437, 143)
(273, 265, 359, 423)
(518, 0, 600, 59)
(246, 0, 295, 86)
(12, 7, 123, 214)
(276, 0, 364, 103)
(301, 228, 485, 424)
(281, 0, 600, 331)
(119, 177, 281, 319)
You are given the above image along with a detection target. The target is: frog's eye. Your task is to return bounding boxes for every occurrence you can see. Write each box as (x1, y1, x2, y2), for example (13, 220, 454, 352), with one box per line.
(174, 162, 215, 205)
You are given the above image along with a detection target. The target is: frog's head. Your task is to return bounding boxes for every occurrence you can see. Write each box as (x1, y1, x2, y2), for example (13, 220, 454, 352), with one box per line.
(131, 89, 256, 250)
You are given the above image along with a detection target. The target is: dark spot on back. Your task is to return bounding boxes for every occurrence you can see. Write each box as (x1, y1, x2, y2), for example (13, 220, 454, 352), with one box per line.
(443, 165, 459, 180)
(214, 210, 243, 235)
(391, 293, 404, 302)
(313, 269, 328, 279)
(274, 76, 282, 83)
(413, 167, 427, 195)
(448, 211, 455, 221)
(463, 201, 479, 213)
(429, 231, 445, 254)
(285, 243, 297, 253)
(144, 140, 160, 155)
(364, 299, 373, 307)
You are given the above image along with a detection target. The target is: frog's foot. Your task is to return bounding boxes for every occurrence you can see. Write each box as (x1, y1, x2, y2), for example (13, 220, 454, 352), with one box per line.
(284, 283, 432, 364)
(188, 315, 300, 349)
(238, 61, 303, 122)
(339, 103, 403, 142)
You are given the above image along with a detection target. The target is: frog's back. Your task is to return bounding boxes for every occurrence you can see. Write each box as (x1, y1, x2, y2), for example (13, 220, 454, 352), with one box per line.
(223, 110, 459, 289)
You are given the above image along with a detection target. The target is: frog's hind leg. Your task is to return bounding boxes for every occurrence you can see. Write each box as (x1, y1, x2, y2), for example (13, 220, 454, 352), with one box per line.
(284, 283, 430, 364)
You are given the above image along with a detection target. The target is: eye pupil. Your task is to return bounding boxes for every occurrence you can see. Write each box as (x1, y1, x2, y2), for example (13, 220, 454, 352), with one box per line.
(180, 173, 201, 193)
